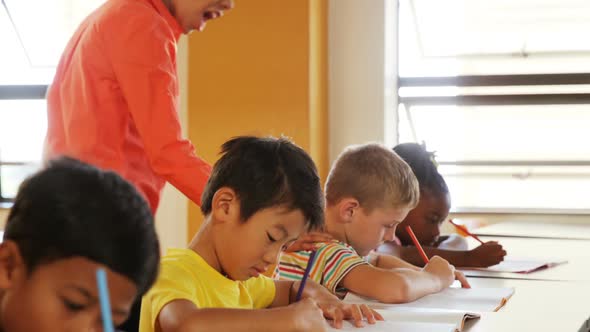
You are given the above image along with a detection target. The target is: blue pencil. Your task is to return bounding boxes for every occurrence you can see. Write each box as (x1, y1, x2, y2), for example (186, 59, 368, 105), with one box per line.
(96, 268, 115, 332)
(295, 250, 318, 301)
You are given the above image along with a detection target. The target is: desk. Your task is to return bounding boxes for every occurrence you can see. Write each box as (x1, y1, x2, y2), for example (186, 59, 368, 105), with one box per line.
(462, 236, 590, 281)
(464, 278, 590, 331)
(457, 225, 590, 331)
(473, 220, 590, 240)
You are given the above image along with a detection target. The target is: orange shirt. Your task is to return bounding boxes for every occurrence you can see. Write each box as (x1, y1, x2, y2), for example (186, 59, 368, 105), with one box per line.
(45, 0, 211, 212)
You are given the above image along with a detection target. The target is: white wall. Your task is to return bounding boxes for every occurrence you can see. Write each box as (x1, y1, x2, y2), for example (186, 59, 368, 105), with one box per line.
(154, 37, 189, 252)
(328, 0, 397, 162)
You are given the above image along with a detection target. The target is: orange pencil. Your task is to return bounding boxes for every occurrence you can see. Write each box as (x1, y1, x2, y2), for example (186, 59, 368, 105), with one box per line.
(448, 219, 485, 244)
(405, 225, 430, 264)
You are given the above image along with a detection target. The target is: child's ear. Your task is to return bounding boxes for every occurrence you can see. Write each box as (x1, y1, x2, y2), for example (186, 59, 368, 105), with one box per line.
(338, 198, 360, 224)
(0, 241, 26, 289)
(211, 187, 240, 224)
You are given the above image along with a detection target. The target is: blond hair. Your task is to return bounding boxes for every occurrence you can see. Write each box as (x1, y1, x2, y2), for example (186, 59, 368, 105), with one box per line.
(325, 143, 419, 212)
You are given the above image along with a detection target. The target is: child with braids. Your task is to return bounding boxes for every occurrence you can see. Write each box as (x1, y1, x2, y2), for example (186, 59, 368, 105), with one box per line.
(379, 143, 507, 268)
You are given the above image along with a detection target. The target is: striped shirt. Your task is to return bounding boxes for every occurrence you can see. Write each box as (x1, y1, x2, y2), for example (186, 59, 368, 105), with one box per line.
(276, 241, 368, 298)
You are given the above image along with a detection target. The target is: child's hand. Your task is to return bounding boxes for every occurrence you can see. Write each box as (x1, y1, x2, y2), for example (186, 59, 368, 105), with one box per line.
(289, 298, 329, 332)
(297, 280, 383, 328)
(317, 301, 383, 329)
(468, 241, 507, 267)
(436, 234, 469, 250)
(454, 270, 471, 288)
(423, 255, 456, 291)
(285, 232, 333, 252)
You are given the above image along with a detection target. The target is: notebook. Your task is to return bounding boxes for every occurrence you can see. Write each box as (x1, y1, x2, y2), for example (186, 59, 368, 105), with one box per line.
(333, 320, 457, 332)
(465, 257, 568, 274)
(344, 287, 515, 313)
(331, 308, 479, 332)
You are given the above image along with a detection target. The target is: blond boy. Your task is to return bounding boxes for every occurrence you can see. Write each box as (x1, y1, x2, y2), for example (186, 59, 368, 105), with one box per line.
(277, 143, 469, 303)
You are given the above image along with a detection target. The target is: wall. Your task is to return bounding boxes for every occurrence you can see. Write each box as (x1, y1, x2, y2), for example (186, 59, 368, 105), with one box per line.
(328, 0, 397, 162)
(154, 36, 189, 251)
(186, 0, 328, 239)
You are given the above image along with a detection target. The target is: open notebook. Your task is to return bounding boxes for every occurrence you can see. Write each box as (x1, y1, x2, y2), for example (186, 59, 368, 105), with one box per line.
(331, 308, 479, 332)
(344, 287, 515, 313)
(464, 257, 568, 274)
(333, 321, 458, 332)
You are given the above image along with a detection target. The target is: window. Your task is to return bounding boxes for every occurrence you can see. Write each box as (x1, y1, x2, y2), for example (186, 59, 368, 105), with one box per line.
(397, 0, 590, 213)
(0, 0, 104, 202)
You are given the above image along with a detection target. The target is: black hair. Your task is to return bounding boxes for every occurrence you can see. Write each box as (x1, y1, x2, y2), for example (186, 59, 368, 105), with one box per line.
(3, 157, 160, 296)
(393, 143, 449, 195)
(201, 136, 324, 231)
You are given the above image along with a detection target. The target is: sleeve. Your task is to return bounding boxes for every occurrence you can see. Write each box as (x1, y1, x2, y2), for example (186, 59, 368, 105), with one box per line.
(141, 261, 197, 331)
(244, 275, 276, 309)
(104, 10, 211, 206)
(437, 234, 469, 250)
(318, 243, 369, 293)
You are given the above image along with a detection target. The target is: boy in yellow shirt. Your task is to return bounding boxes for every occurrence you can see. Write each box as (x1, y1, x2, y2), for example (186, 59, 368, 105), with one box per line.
(277, 143, 469, 303)
(140, 136, 381, 332)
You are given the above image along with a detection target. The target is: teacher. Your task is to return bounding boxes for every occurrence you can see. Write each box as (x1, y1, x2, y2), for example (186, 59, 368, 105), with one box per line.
(44, 0, 234, 212)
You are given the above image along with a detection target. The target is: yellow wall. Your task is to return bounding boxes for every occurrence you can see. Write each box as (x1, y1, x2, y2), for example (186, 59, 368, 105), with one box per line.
(186, 0, 328, 239)
(309, 0, 329, 186)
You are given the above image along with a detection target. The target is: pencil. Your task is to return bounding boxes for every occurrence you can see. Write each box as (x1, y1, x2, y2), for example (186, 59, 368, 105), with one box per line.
(405, 225, 430, 264)
(295, 250, 318, 301)
(96, 268, 115, 332)
(449, 219, 485, 244)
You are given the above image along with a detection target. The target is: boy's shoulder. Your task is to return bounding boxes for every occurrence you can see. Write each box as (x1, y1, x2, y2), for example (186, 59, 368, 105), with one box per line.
(160, 248, 212, 278)
(280, 241, 368, 295)
(280, 241, 365, 272)
(160, 248, 271, 289)
(315, 240, 362, 256)
(280, 241, 361, 262)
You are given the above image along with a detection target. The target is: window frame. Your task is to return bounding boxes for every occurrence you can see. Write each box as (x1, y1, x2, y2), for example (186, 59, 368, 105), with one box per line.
(397, 74, 590, 163)
(397, 74, 590, 213)
(0, 84, 47, 203)
(396, 0, 590, 213)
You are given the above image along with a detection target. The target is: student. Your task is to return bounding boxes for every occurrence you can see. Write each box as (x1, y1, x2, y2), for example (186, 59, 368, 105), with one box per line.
(0, 157, 160, 331)
(377, 143, 507, 268)
(140, 136, 380, 332)
(277, 143, 469, 305)
(45, 0, 234, 213)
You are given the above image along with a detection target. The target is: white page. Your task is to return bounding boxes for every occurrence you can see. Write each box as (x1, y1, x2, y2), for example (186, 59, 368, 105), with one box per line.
(368, 308, 479, 328)
(330, 320, 457, 332)
(344, 287, 514, 313)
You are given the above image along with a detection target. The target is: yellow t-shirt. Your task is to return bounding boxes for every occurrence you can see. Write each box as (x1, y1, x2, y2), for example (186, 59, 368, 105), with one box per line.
(139, 248, 276, 332)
